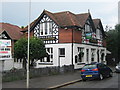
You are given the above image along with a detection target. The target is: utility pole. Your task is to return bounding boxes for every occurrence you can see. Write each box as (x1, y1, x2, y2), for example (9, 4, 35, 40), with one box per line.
(27, 0, 31, 88)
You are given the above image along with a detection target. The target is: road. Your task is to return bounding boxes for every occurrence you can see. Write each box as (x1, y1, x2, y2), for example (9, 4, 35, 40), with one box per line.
(62, 73, 119, 88)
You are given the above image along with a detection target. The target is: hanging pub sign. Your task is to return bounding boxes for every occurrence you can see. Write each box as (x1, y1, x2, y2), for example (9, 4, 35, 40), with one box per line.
(0, 39, 12, 60)
(89, 38, 98, 44)
(85, 33, 92, 39)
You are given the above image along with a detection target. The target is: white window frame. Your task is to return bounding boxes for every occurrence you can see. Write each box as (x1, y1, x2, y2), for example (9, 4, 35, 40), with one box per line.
(59, 48, 65, 57)
(40, 22, 53, 36)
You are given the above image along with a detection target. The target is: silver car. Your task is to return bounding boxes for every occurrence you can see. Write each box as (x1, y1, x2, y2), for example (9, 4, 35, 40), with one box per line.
(115, 62, 120, 73)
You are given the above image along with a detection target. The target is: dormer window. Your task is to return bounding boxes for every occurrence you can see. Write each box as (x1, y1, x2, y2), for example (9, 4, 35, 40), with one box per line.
(40, 23, 43, 35)
(96, 29, 100, 39)
(85, 24, 91, 32)
(40, 22, 52, 36)
(96, 28, 103, 40)
(45, 22, 48, 35)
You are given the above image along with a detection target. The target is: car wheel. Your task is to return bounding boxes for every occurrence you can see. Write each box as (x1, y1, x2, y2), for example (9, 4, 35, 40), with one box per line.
(99, 74, 103, 80)
(82, 78, 86, 81)
(109, 72, 113, 77)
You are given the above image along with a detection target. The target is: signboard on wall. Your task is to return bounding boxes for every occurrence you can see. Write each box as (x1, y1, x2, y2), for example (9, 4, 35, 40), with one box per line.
(85, 33, 92, 39)
(0, 39, 12, 60)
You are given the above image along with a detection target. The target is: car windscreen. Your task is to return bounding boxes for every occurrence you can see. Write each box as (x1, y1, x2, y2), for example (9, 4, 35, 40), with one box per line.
(82, 64, 97, 69)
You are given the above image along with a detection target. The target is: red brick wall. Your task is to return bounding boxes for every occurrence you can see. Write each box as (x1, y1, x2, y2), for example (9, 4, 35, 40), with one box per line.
(103, 39, 106, 47)
(73, 29, 82, 43)
(59, 28, 82, 43)
(59, 28, 72, 43)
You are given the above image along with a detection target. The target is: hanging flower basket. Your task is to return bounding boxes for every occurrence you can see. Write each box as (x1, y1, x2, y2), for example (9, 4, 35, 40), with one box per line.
(79, 51, 84, 57)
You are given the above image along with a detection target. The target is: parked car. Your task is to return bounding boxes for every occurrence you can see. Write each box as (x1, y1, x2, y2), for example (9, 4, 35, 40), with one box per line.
(115, 62, 120, 73)
(81, 62, 113, 81)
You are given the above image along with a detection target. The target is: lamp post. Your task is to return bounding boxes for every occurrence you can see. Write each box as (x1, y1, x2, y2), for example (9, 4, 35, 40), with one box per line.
(27, 0, 31, 88)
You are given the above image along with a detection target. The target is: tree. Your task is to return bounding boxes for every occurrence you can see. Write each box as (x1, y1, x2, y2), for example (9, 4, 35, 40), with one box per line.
(14, 38, 27, 69)
(106, 24, 120, 65)
(14, 37, 46, 69)
(115, 24, 120, 63)
(29, 37, 47, 67)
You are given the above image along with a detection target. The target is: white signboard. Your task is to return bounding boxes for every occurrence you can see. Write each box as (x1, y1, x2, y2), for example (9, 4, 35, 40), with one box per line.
(0, 39, 12, 60)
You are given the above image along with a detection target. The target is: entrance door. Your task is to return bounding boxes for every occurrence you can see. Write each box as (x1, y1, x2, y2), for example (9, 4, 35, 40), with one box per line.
(58, 48, 65, 67)
(97, 50, 99, 62)
(86, 49, 89, 63)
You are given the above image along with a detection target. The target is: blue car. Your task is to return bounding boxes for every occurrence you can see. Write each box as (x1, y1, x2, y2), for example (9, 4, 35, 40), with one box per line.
(81, 62, 113, 81)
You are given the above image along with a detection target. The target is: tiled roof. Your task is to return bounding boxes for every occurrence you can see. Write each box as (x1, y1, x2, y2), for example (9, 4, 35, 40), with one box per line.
(0, 23, 23, 40)
(45, 10, 90, 27)
(53, 11, 81, 27)
(23, 10, 90, 31)
(93, 19, 106, 37)
(93, 19, 100, 29)
(76, 13, 90, 27)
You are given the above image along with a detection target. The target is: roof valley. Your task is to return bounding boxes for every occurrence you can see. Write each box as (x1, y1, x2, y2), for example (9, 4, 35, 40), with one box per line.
(66, 11, 76, 26)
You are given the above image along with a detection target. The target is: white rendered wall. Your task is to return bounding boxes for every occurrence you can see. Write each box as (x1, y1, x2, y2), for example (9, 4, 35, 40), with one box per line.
(35, 43, 72, 68)
(73, 43, 107, 69)
(35, 43, 107, 69)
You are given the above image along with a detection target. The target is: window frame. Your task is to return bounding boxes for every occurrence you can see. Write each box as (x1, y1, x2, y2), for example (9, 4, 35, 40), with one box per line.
(59, 48, 65, 57)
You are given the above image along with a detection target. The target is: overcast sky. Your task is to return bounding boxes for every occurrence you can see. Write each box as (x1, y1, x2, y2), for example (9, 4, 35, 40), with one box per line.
(0, 0, 119, 30)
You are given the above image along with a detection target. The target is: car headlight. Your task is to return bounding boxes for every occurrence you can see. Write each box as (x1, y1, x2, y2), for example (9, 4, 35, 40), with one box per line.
(116, 66, 119, 69)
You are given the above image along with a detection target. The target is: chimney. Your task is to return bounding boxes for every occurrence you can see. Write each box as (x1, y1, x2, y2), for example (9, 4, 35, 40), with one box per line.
(88, 9, 90, 13)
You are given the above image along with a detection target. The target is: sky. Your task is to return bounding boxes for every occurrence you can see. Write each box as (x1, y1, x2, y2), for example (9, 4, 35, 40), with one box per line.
(0, 0, 119, 30)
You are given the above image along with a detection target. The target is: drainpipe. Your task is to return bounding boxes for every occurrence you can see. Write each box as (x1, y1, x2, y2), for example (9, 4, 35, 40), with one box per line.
(71, 28, 74, 65)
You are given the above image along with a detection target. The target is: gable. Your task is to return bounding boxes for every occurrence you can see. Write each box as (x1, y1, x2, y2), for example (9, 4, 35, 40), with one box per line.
(83, 15, 95, 33)
(33, 14, 58, 37)
(33, 14, 59, 44)
(0, 31, 11, 39)
(0, 23, 23, 40)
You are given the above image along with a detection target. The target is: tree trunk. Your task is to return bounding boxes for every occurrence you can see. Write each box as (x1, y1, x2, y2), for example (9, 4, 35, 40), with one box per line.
(30, 59, 34, 68)
(23, 58, 27, 69)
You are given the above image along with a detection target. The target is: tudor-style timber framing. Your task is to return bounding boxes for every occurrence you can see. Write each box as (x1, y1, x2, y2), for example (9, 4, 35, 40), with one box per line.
(33, 14, 59, 44)
(22, 10, 107, 69)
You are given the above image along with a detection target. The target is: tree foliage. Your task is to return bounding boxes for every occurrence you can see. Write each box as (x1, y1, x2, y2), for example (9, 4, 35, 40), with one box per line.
(14, 37, 46, 68)
(106, 24, 120, 64)
(14, 38, 27, 59)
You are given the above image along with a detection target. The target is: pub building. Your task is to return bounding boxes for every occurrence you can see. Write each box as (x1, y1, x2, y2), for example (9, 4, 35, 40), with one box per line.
(22, 10, 107, 69)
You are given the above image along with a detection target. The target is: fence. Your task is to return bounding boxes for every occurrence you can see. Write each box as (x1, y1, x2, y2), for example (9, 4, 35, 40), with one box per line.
(2, 65, 74, 82)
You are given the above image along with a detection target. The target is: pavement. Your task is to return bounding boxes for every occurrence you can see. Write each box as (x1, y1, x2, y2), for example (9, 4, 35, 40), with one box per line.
(2, 66, 116, 89)
(2, 70, 81, 89)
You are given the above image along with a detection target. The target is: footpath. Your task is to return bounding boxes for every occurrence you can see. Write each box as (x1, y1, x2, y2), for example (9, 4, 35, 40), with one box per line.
(2, 70, 81, 89)
(2, 66, 116, 89)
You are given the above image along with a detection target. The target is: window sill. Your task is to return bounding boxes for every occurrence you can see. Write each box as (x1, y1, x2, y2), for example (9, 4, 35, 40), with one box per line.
(59, 55, 65, 57)
(77, 62, 85, 65)
(38, 62, 53, 65)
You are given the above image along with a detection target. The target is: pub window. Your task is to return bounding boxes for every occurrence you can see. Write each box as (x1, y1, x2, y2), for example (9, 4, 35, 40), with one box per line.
(96, 29, 100, 39)
(47, 55, 50, 62)
(46, 48, 53, 62)
(75, 55, 78, 63)
(59, 48, 65, 57)
(85, 24, 90, 32)
(40, 23, 43, 35)
(47, 48, 50, 53)
(77, 47, 84, 62)
(45, 22, 47, 34)
(49, 22, 52, 34)
(51, 48, 53, 53)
